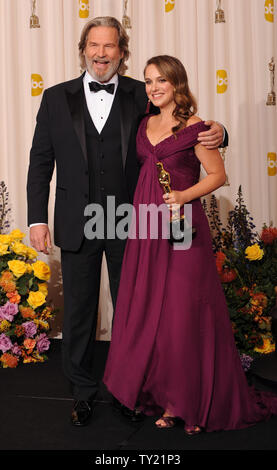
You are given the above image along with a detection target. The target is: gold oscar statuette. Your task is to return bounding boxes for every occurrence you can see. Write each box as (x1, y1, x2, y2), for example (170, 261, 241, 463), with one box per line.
(30, 0, 40, 28)
(215, 0, 226, 23)
(156, 161, 196, 244)
(122, 0, 132, 29)
(267, 57, 276, 106)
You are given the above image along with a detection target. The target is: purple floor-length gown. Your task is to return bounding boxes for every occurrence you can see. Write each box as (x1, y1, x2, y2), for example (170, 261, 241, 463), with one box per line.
(103, 116, 277, 431)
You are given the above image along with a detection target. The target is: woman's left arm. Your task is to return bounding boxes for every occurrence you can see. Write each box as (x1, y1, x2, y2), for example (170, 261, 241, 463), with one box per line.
(163, 144, 226, 206)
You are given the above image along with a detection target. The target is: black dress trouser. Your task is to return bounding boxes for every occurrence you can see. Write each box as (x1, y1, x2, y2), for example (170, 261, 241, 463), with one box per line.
(60, 234, 126, 401)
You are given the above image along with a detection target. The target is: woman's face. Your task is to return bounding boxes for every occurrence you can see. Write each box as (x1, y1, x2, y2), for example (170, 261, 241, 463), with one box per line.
(144, 64, 175, 109)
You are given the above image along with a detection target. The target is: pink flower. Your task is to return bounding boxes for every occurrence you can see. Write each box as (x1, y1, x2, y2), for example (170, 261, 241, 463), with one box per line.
(22, 321, 37, 338)
(36, 333, 50, 353)
(0, 301, 19, 322)
(0, 333, 12, 353)
(11, 343, 22, 356)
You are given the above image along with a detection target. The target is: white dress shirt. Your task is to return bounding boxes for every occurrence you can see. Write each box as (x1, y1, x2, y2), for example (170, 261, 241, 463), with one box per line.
(83, 70, 118, 134)
(30, 71, 119, 227)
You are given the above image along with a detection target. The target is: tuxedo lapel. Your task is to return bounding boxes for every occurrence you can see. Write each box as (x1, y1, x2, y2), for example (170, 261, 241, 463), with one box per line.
(65, 74, 137, 167)
(65, 75, 87, 163)
(118, 76, 135, 170)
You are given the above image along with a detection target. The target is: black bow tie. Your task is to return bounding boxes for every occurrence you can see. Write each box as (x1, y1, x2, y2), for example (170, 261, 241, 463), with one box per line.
(89, 81, 115, 94)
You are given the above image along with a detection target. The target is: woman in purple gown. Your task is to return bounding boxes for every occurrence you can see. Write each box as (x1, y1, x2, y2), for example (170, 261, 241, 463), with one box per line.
(103, 55, 277, 434)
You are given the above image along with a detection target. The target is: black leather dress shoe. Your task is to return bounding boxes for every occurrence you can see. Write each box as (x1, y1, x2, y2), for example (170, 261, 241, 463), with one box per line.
(71, 400, 93, 426)
(121, 405, 144, 422)
(113, 397, 144, 422)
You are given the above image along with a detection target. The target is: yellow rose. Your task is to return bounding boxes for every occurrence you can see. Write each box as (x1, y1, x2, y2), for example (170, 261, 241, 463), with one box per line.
(32, 260, 51, 281)
(8, 260, 28, 278)
(38, 282, 48, 297)
(0, 243, 9, 255)
(0, 234, 11, 245)
(26, 264, 33, 274)
(245, 244, 264, 261)
(27, 291, 46, 309)
(27, 247, 38, 260)
(10, 241, 28, 257)
(9, 229, 25, 241)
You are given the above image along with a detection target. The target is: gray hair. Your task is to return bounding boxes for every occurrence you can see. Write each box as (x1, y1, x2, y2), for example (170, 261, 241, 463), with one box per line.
(78, 16, 130, 75)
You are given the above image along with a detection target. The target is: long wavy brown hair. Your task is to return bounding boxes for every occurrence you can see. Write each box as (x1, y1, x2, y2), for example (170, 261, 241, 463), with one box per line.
(144, 55, 198, 134)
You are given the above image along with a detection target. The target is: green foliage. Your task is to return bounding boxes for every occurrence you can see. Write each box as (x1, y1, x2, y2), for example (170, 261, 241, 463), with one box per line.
(203, 187, 277, 356)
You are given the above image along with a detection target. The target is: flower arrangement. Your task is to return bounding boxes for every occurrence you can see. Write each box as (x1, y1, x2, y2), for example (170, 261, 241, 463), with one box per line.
(0, 229, 55, 368)
(203, 186, 277, 364)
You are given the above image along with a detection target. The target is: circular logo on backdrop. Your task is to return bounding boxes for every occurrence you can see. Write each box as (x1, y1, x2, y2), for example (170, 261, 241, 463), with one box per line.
(165, 0, 175, 13)
(268, 152, 277, 176)
(264, 0, 274, 22)
(216, 70, 228, 94)
(79, 0, 89, 18)
(31, 74, 43, 96)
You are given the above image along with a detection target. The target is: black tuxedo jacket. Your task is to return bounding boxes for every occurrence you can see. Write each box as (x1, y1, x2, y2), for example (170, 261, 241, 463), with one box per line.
(27, 74, 148, 252)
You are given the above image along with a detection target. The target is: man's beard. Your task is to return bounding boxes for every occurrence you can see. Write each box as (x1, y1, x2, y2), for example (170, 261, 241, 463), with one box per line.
(85, 56, 122, 83)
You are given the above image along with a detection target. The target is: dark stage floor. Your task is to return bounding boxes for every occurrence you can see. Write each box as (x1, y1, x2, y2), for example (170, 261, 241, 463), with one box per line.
(0, 339, 277, 458)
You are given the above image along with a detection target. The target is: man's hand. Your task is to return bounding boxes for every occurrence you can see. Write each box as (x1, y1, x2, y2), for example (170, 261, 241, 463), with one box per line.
(197, 120, 224, 149)
(30, 225, 52, 255)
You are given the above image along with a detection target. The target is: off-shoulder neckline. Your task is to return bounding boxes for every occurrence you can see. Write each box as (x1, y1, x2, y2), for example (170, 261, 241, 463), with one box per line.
(143, 114, 205, 149)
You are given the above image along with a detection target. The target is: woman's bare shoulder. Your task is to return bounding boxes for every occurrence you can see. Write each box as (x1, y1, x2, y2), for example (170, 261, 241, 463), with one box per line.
(186, 115, 203, 127)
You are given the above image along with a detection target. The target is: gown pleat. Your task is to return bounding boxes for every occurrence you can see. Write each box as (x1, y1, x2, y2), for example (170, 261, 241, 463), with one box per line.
(103, 116, 277, 431)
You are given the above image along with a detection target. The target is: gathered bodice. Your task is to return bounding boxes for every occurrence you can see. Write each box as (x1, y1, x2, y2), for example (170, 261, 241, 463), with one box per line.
(136, 115, 210, 194)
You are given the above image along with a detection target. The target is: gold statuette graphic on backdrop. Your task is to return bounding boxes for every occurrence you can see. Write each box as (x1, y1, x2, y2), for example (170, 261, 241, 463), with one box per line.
(165, 0, 175, 13)
(215, 0, 226, 23)
(156, 161, 196, 244)
(267, 57, 276, 106)
(122, 0, 132, 29)
(30, 0, 40, 28)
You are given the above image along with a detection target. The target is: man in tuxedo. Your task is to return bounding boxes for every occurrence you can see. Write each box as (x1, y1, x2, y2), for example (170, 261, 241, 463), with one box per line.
(27, 16, 227, 426)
